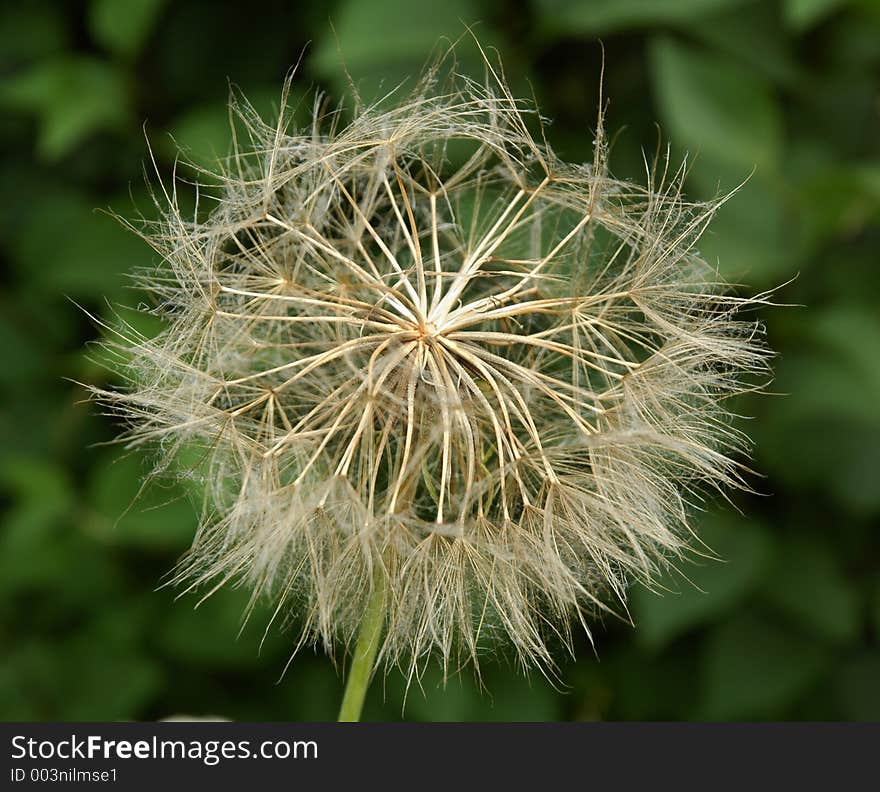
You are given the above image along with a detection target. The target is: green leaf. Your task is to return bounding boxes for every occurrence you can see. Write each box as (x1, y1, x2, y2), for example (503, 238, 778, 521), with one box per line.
(0, 460, 71, 590)
(377, 661, 561, 722)
(168, 103, 232, 167)
(0, 56, 129, 159)
(7, 187, 150, 298)
(0, 455, 73, 509)
(157, 588, 273, 670)
(631, 512, 772, 651)
(314, 0, 478, 71)
(761, 538, 861, 644)
(0, 642, 71, 720)
(797, 162, 880, 253)
(765, 413, 880, 514)
(648, 37, 783, 172)
(275, 659, 341, 721)
(534, 0, 750, 35)
(1, 606, 162, 720)
(824, 11, 880, 69)
(89, 0, 167, 59)
(311, 0, 485, 101)
(873, 582, 880, 638)
(833, 652, 880, 720)
(767, 353, 877, 435)
(698, 613, 830, 719)
(391, 669, 485, 722)
(757, 307, 880, 513)
(0, 458, 122, 603)
(604, 646, 701, 720)
(694, 174, 796, 284)
(65, 607, 163, 719)
(0, 4, 67, 66)
(784, 0, 850, 31)
(683, 2, 801, 86)
(808, 307, 880, 397)
(86, 452, 197, 551)
(0, 310, 53, 390)
(166, 87, 283, 168)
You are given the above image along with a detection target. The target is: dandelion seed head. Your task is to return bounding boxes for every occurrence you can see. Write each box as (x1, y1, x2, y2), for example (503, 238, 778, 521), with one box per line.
(94, 50, 772, 679)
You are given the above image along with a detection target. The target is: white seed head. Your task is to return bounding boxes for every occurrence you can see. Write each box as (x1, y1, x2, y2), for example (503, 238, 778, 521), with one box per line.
(94, 52, 772, 679)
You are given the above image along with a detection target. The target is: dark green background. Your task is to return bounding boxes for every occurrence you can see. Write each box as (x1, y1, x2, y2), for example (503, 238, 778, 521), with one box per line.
(1, 0, 878, 721)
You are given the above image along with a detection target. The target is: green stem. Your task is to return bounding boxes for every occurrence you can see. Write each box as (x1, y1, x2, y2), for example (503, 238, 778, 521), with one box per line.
(337, 576, 386, 722)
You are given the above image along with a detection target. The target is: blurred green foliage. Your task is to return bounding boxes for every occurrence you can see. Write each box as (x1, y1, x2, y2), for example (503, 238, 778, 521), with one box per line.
(1, 0, 878, 722)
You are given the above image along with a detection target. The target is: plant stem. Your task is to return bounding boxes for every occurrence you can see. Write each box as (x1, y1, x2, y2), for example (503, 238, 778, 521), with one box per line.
(337, 575, 386, 722)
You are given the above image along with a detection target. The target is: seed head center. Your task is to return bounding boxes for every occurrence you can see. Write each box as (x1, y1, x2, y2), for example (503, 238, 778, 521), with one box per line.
(417, 319, 440, 339)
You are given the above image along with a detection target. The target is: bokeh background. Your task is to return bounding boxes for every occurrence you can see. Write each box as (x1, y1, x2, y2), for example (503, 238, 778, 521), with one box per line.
(1, 0, 878, 721)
